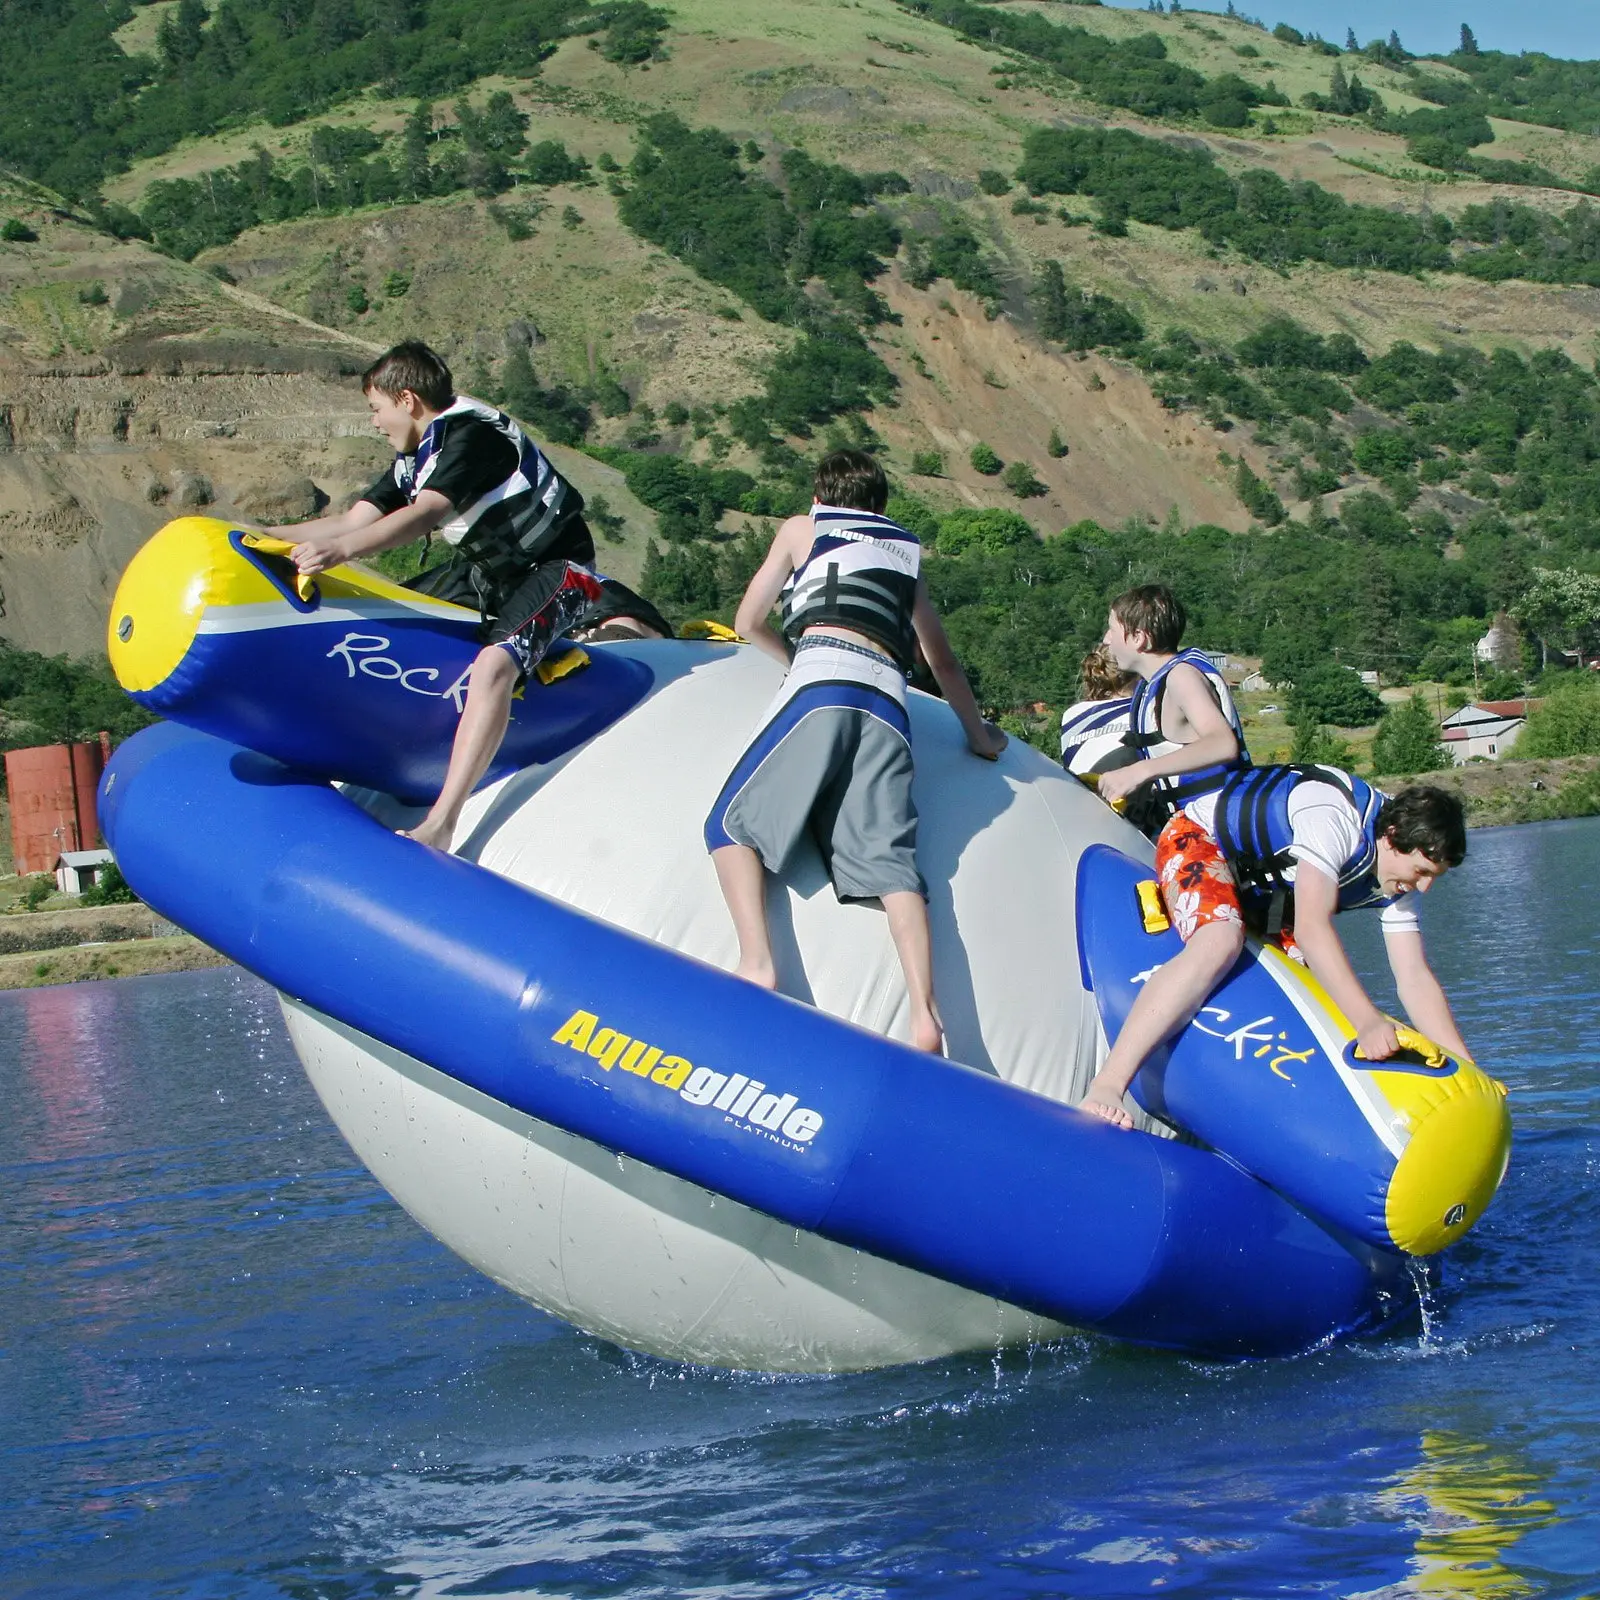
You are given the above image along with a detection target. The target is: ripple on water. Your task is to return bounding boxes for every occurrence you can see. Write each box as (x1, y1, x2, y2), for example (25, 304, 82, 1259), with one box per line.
(3, 819, 1600, 1598)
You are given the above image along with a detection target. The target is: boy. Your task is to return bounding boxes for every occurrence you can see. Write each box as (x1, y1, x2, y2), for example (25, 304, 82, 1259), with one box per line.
(703, 448, 1005, 1055)
(1094, 585, 1250, 834)
(1080, 769, 1472, 1128)
(271, 341, 601, 849)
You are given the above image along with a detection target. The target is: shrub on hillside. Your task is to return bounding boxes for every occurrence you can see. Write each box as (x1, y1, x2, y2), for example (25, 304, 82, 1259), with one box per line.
(1002, 461, 1047, 499)
(970, 442, 1003, 476)
(1234, 461, 1284, 526)
(935, 508, 1037, 556)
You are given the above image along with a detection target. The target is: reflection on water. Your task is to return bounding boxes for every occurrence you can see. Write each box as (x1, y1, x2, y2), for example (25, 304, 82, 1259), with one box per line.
(1379, 1430, 1559, 1600)
(2, 818, 1599, 1598)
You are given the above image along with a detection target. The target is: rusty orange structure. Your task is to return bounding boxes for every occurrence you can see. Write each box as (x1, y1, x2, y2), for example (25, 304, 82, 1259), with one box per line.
(5, 736, 110, 876)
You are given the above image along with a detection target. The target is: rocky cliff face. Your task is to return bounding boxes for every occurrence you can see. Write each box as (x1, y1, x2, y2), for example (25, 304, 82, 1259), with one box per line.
(0, 195, 394, 655)
(0, 186, 666, 656)
(0, 369, 393, 654)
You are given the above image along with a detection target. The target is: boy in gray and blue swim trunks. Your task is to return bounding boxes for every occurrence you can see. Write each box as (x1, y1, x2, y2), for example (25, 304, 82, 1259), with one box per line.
(704, 449, 1005, 1054)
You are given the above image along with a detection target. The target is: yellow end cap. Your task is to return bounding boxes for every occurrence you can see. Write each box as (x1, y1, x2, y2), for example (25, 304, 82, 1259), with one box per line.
(1384, 1064, 1511, 1255)
(107, 516, 265, 694)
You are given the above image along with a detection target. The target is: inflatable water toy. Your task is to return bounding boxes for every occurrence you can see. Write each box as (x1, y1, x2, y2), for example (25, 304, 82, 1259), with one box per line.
(99, 519, 1512, 1371)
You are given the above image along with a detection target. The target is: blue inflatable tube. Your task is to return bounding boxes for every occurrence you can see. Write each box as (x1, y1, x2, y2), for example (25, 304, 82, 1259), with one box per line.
(102, 720, 1411, 1358)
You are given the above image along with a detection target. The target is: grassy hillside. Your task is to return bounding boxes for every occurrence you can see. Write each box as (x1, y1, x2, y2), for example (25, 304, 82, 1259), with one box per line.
(2, 0, 1598, 757)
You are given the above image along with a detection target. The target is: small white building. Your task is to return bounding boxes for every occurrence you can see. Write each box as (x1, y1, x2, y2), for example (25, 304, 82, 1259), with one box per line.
(55, 848, 115, 896)
(1475, 612, 1522, 669)
(1439, 700, 1532, 765)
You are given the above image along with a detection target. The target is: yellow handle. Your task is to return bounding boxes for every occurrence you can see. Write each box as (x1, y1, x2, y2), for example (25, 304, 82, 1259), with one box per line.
(1082, 774, 1128, 814)
(678, 619, 741, 642)
(1136, 879, 1170, 935)
(239, 531, 318, 603)
(1354, 1024, 1448, 1068)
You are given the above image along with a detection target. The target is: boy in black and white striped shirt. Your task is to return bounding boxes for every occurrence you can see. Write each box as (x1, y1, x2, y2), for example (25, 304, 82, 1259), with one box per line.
(273, 341, 601, 848)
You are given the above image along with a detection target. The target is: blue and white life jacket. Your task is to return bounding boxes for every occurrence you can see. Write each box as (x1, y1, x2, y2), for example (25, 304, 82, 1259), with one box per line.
(1212, 764, 1391, 935)
(1123, 648, 1251, 827)
(781, 505, 921, 671)
(1060, 696, 1134, 775)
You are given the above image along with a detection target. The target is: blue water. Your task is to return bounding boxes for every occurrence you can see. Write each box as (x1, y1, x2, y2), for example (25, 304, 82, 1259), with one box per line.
(3, 818, 1598, 1599)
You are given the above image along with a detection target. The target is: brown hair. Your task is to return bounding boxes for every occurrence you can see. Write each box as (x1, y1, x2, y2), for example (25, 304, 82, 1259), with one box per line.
(361, 341, 454, 411)
(1110, 584, 1187, 654)
(1377, 786, 1467, 869)
(813, 448, 888, 515)
(1080, 644, 1137, 701)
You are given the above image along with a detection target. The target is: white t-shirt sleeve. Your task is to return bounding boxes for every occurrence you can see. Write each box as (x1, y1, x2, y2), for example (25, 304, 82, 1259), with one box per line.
(1379, 891, 1421, 934)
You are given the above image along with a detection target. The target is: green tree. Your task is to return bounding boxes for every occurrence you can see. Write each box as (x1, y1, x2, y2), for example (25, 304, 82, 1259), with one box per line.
(935, 508, 1037, 556)
(1034, 259, 1069, 340)
(1288, 662, 1384, 727)
(157, 0, 208, 70)
(1371, 692, 1446, 774)
(79, 862, 137, 907)
(2, 649, 152, 745)
(1002, 460, 1047, 499)
(1291, 722, 1357, 766)
(600, 1, 668, 64)
(1234, 460, 1285, 525)
(401, 102, 435, 200)
(1516, 674, 1600, 757)
(1513, 567, 1600, 669)
(970, 442, 1003, 475)
(499, 345, 591, 445)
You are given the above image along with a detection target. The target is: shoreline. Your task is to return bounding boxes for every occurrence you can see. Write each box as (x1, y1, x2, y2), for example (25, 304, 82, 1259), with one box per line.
(1419, 753, 1600, 829)
(0, 929, 229, 990)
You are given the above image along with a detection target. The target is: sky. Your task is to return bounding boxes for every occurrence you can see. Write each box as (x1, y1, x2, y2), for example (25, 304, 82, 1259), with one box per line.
(1099, 0, 1600, 60)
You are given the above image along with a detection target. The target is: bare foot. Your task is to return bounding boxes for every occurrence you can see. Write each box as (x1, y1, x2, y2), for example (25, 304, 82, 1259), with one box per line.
(910, 1006, 944, 1055)
(401, 814, 456, 851)
(734, 958, 777, 990)
(1077, 1076, 1135, 1130)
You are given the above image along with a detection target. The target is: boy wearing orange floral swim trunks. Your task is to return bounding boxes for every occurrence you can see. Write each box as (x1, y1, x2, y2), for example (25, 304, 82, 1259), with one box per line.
(1079, 772, 1473, 1129)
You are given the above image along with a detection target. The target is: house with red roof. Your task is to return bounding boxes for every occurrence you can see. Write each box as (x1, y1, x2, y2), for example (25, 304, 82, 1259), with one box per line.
(1439, 700, 1535, 764)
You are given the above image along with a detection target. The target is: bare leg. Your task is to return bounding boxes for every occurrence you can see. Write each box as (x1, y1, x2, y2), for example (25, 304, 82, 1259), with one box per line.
(883, 889, 943, 1054)
(1079, 918, 1245, 1128)
(711, 843, 777, 989)
(405, 645, 518, 850)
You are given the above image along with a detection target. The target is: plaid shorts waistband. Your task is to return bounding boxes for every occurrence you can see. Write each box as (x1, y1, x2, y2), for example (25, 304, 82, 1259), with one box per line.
(795, 634, 903, 671)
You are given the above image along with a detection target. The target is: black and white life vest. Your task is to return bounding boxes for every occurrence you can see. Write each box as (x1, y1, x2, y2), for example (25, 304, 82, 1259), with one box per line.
(1124, 647, 1251, 827)
(1212, 764, 1390, 936)
(780, 505, 921, 670)
(402, 397, 587, 601)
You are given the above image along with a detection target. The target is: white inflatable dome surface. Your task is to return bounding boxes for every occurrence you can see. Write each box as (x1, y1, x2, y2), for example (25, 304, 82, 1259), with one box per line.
(460, 644, 1152, 1104)
(294, 643, 1167, 1372)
